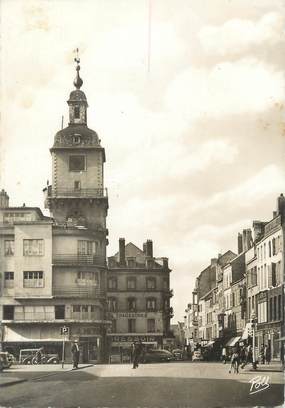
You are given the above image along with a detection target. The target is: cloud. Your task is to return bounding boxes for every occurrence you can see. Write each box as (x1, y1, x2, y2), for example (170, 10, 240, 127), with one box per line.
(165, 59, 284, 119)
(199, 12, 285, 57)
(189, 164, 285, 215)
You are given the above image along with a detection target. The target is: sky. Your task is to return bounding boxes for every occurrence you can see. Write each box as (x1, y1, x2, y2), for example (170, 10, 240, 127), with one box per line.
(0, 0, 285, 322)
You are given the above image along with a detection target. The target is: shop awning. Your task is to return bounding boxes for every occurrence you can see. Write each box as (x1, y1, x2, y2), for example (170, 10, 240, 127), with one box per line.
(241, 323, 252, 340)
(3, 326, 63, 342)
(226, 337, 240, 347)
(205, 340, 215, 347)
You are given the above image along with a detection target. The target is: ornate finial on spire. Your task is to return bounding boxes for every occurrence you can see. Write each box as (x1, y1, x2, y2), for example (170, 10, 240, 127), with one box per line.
(73, 48, 83, 89)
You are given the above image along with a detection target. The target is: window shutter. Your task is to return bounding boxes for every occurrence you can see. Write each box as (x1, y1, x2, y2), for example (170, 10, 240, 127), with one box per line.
(268, 264, 272, 287)
(272, 263, 276, 287)
(272, 238, 276, 255)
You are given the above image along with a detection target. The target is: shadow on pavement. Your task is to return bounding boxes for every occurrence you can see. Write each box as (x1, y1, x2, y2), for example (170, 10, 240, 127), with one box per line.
(1, 375, 283, 408)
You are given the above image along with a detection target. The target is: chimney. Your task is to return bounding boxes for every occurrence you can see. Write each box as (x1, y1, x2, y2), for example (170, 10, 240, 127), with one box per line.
(119, 238, 126, 265)
(210, 258, 218, 267)
(273, 211, 277, 218)
(252, 221, 265, 242)
(238, 233, 243, 254)
(242, 229, 252, 252)
(146, 239, 153, 258)
(242, 229, 253, 251)
(143, 242, 147, 254)
(0, 189, 9, 208)
(162, 257, 168, 269)
(277, 193, 285, 216)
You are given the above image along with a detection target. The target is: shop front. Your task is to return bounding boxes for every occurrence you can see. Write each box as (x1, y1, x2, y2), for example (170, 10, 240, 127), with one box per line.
(2, 322, 107, 363)
(1, 324, 64, 362)
(256, 322, 282, 361)
(107, 334, 163, 363)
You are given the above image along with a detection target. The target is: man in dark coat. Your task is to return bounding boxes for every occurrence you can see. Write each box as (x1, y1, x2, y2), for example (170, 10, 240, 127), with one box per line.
(132, 340, 144, 369)
(71, 340, 80, 369)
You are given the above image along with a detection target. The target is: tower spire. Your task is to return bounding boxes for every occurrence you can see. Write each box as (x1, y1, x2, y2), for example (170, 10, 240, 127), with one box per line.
(73, 48, 83, 89)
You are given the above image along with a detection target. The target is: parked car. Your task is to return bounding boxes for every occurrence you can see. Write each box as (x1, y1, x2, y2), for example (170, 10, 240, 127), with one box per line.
(192, 350, 203, 361)
(172, 349, 184, 360)
(19, 349, 59, 365)
(142, 349, 175, 363)
(0, 352, 14, 370)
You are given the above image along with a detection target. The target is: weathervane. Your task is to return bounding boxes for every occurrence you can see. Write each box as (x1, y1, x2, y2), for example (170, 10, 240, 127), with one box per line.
(74, 47, 80, 66)
(73, 48, 83, 89)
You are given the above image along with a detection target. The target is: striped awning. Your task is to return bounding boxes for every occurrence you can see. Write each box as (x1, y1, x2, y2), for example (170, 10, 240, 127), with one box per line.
(226, 336, 240, 347)
(205, 340, 215, 347)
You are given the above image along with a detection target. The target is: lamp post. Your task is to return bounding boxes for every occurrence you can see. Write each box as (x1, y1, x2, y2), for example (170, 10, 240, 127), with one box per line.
(251, 311, 258, 370)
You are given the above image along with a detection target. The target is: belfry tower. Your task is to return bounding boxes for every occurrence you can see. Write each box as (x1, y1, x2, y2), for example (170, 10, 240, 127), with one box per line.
(45, 57, 108, 248)
(44, 55, 109, 363)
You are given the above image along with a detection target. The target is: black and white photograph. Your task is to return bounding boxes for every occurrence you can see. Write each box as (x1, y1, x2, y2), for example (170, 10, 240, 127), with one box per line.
(0, 1, 284, 407)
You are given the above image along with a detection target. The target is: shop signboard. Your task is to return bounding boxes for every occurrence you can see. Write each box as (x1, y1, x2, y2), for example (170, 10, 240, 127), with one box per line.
(111, 335, 159, 343)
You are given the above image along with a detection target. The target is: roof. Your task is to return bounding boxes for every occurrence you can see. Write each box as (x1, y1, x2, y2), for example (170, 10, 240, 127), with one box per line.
(51, 124, 102, 151)
(109, 242, 147, 266)
(68, 89, 87, 103)
(108, 242, 165, 269)
(218, 250, 237, 266)
(0, 207, 45, 218)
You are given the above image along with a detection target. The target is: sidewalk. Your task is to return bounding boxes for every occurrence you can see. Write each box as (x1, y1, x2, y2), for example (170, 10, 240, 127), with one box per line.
(1, 364, 93, 388)
(242, 361, 284, 373)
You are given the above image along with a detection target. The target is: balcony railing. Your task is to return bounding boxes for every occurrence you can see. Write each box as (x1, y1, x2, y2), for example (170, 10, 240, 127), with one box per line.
(47, 187, 108, 198)
(53, 254, 106, 266)
(53, 285, 105, 298)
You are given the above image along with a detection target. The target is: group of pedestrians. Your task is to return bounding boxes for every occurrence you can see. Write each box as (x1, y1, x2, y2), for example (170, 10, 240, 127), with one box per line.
(222, 343, 271, 374)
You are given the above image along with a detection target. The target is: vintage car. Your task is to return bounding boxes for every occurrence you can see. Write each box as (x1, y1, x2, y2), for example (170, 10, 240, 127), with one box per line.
(142, 349, 175, 363)
(171, 349, 184, 360)
(0, 352, 14, 370)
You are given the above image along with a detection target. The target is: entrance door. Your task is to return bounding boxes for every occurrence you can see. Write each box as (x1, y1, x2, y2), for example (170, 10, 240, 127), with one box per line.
(80, 337, 100, 363)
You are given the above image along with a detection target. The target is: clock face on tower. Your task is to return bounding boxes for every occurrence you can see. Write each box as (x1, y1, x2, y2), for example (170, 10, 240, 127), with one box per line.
(69, 155, 86, 171)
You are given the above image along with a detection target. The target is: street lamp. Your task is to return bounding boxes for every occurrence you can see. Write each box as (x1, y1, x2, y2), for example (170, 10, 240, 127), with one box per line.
(251, 311, 258, 370)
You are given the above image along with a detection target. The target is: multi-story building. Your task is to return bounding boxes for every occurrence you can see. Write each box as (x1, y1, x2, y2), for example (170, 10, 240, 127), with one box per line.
(255, 195, 284, 359)
(170, 321, 185, 349)
(192, 251, 236, 346)
(0, 60, 110, 363)
(222, 252, 246, 347)
(106, 238, 173, 362)
(183, 301, 199, 346)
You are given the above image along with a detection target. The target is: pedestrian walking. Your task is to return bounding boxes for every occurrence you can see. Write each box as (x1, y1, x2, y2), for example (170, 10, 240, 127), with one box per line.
(229, 349, 240, 374)
(240, 346, 246, 367)
(35, 347, 44, 364)
(132, 340, 144, 369)
(71, 340, 80, 369)
(259, 345, 265, 364)
(265, 344, 271, 364)
(221, 347, 227, 364)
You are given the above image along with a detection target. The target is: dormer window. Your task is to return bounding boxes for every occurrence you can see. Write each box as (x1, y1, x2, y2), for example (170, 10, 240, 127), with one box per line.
(73, 135, 81, 144)
(74, 106, 80, 119)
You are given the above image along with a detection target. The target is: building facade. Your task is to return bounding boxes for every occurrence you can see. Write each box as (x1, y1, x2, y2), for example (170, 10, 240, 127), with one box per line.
(106, 239, 173, 362)
(254, 196, 284, 360)
(0, 61, 110, 363)
(183, 194, 285, 363)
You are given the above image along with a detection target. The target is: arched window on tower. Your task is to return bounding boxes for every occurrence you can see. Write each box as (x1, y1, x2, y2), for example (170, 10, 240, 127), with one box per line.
(74, 106, 80, 119)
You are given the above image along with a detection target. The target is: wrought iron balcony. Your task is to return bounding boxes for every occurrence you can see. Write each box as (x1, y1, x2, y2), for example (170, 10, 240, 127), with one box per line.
(47, 186, 108, 198)
(53, 285, 105, 298)
(53, 254, 106, 266)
